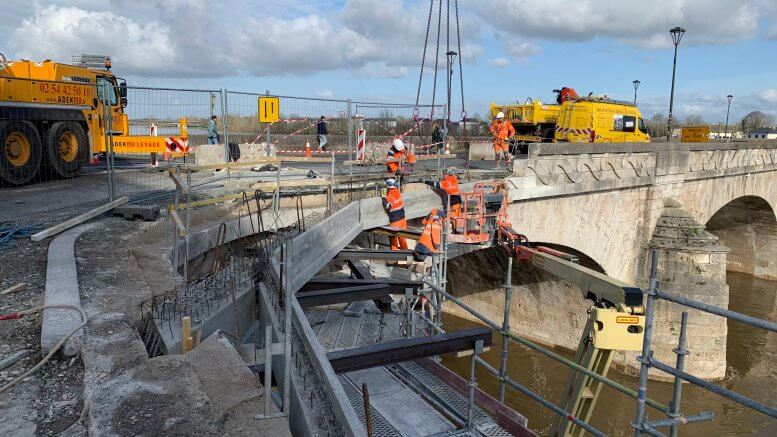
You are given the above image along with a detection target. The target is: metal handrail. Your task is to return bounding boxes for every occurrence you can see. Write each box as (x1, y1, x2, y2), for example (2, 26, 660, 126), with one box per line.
(423, 280, 669, 413)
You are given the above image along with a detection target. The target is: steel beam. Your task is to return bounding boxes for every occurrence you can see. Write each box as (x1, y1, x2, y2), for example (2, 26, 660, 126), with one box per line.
(327, 327, 493, 373)
(370, 227, 423, 240)
(336, 249, 414, 261)
(302, 278, 423, 294)
(297, 284, 391, 307)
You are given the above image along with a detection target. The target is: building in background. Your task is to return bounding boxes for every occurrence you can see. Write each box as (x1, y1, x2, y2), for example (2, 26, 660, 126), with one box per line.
(747, 128, 777, 140)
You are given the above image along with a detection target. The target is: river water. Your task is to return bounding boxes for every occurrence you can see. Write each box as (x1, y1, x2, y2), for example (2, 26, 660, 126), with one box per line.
(441, 271, 777, 436)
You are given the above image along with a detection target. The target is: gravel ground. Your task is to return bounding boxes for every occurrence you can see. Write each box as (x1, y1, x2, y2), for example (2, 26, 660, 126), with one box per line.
(0, 236, 86, 436)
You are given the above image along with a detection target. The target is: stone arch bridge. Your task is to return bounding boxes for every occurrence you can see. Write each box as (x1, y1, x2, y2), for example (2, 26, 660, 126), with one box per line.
(476, 141, 777, 380)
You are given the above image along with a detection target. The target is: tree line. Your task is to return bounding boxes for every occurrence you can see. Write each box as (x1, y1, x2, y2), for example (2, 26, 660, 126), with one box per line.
(644, 111, 776, 138)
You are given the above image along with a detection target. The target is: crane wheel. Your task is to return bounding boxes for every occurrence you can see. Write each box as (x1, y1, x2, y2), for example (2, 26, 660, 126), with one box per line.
(46, 121, 88, 178)
(0, 120, 43, 186)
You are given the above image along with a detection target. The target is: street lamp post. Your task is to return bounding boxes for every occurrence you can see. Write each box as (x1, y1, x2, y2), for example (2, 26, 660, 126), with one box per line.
(724, 95, 733, 139)
(633, 80, 641, 105)
(667, 26, 686, 141)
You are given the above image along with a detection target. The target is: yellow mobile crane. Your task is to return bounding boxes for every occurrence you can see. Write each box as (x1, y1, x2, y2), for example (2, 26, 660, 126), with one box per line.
(0, 54, 188, 185)
(449, 182, 646, 436)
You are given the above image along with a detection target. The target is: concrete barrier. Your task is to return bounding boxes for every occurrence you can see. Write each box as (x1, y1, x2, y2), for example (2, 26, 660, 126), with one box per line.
(41, 224, 94, 357)
(193, 143, 274, 166)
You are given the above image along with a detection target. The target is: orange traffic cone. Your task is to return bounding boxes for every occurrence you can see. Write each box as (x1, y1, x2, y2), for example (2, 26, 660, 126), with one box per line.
(305, 141, 312, 158)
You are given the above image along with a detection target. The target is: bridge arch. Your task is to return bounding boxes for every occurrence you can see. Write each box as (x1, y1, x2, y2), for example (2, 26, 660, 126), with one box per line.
(705, 195, 777, 279)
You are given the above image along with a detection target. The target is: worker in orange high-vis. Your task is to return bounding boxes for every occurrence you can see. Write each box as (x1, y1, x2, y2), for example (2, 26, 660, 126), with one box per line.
(382, 178, 408, 250)
(414, 208, 443, 261)
(386, 138, 407, 175)
(425, 167, 461, 219)
(490, 112, 515, 170)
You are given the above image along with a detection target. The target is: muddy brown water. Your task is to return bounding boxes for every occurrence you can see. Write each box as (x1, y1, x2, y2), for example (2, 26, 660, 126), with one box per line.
(441, 271, 777, 436)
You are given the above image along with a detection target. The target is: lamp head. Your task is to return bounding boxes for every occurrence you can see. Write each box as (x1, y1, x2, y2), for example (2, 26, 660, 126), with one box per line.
(670, 27, 686, 45)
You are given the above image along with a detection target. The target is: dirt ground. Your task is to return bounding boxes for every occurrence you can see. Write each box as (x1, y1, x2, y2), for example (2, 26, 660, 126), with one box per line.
(0, 236, 86, 436)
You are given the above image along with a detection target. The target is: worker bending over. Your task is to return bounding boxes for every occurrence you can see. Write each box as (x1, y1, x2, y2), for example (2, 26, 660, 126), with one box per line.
(424, 167, 461, 219)
(414, 208, 443, 261)
(382, 178, 408, 250)
(490, 112, 515, 170)
(386, 138, 415, 175)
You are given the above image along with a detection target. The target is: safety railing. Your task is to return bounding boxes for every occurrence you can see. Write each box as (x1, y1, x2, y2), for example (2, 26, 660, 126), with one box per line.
(422, 247, 777, 436)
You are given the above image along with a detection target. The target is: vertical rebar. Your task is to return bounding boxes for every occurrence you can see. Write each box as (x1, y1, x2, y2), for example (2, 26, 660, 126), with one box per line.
(362, 383, 373, 437)
(467, 339, 483, 430)
(669, 311, 690, 437)
(498, 256, 513, 403)
(633, 249, 659, 436)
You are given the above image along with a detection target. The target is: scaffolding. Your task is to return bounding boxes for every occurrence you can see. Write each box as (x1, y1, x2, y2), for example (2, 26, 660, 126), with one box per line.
(420, 246, 777, 436)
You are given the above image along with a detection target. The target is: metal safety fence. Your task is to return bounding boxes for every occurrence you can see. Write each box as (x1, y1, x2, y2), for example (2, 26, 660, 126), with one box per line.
(1, 81, 453, 231)
(421, 248, 777, 436)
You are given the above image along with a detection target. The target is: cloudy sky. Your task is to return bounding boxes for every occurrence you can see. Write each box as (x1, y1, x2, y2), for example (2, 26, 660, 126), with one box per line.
(2, 0, 776, 123)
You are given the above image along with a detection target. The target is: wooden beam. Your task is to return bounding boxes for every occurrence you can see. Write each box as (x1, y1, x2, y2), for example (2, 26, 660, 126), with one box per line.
(31, 197, 129, 242)
(250, 178, 332, 191)
(344, 154, 456, 166)
(169, 209, 187, 238)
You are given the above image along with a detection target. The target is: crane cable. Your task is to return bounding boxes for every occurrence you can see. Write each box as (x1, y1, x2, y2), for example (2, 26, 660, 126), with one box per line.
(454, 0, 469, 165)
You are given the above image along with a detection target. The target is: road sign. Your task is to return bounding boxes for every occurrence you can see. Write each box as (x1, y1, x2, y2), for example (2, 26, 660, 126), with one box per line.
(259, 96, 280, 123)
(680, 126, 710, 143)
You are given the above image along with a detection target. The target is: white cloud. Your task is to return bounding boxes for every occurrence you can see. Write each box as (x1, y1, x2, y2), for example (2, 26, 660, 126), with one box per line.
(760, 89, 777, 104)
(477, 0, 765, 48)
(488, 58, 510, 68)
(9, 5, 186, 77)
(506, 41, 540, 63)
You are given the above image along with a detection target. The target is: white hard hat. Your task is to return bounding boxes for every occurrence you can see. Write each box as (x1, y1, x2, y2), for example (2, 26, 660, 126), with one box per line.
(392, 138, 405, 151)
(496, 112, 505, 119)
(385, 178, 398, 187)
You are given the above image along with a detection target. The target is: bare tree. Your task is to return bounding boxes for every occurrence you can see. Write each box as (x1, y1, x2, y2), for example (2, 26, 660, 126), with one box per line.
(684, 114, 706, 126)
(647, 113, 668, 138)
(740, 111, 776, 133)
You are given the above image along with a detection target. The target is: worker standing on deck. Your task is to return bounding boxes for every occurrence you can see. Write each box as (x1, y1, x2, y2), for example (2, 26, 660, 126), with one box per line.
(414, 208, 443, 261)
(424, 167, 461, 219)
(490, 112, 515, 170)
(386, 138, 407, 175)
(317, 116, 328, 151)
(382, 178, 408, 251)
(207, 115, 219, 145)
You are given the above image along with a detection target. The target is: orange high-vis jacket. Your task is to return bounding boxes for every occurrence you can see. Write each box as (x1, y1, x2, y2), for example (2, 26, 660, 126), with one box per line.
(435, 174, 461, 207)
(386, 148, 406, 173)
(382, 187, 406, 227)
(490, 119, 515, 141)
(418, 213, 443, 254)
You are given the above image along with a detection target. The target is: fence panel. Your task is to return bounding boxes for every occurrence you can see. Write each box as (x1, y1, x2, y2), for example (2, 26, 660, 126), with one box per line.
(226, 91, 351, 156)
(109, 86, 226, 205)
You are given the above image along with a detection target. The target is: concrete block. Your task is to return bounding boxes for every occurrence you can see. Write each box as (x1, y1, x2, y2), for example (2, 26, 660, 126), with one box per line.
(194, 143, 273, 166)
(113, 204, 160, 221)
